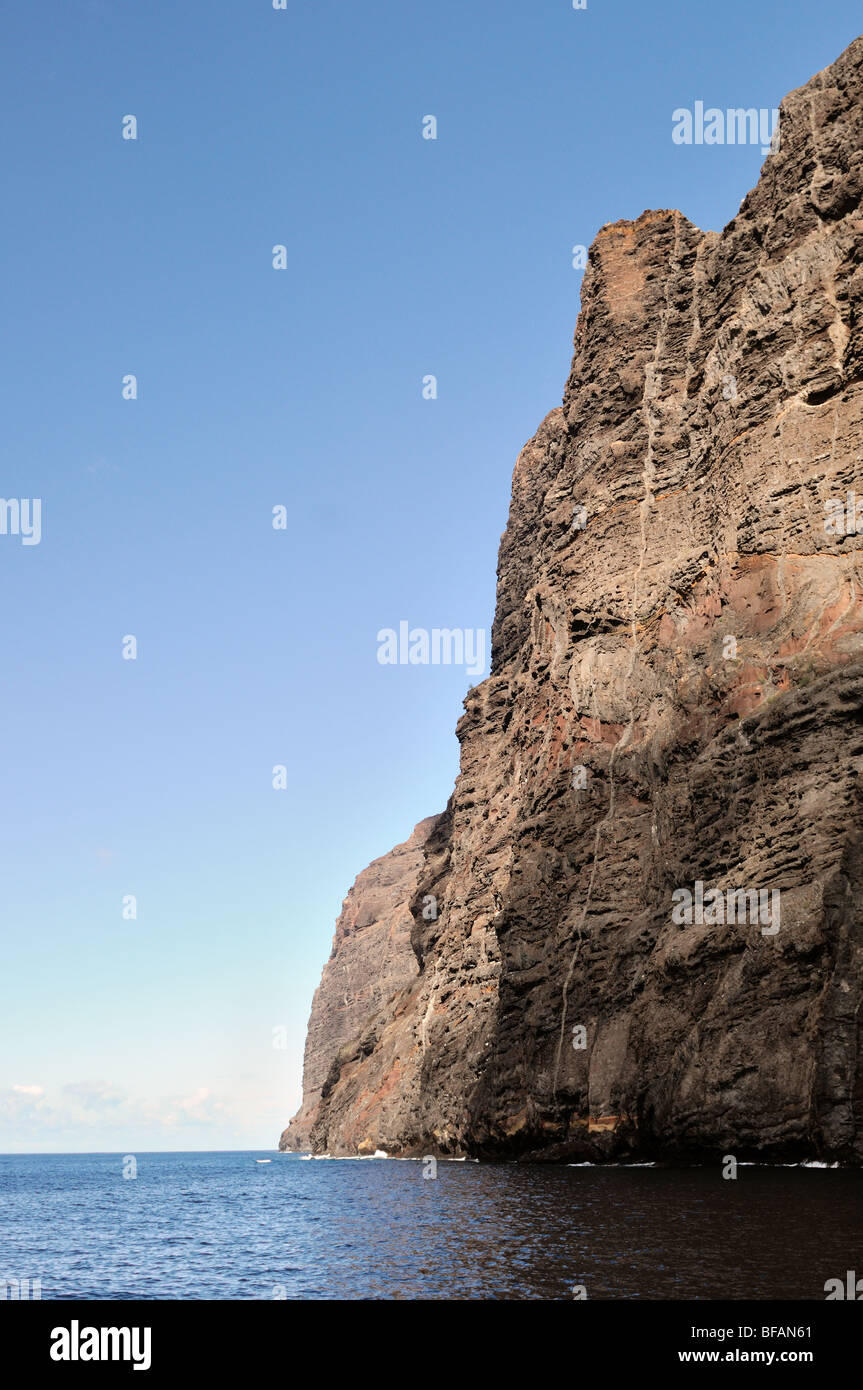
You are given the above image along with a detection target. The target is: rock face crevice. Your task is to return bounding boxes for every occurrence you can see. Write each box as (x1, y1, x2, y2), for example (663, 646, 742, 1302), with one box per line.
(281, 35, 863, 1162)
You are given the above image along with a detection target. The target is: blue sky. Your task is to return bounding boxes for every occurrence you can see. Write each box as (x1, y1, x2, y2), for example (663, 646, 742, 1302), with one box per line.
(2, 0, 860, 1152)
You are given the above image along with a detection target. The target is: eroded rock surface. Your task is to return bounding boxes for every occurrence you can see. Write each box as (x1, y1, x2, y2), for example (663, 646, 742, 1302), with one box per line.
(283, 36, 863, 1162)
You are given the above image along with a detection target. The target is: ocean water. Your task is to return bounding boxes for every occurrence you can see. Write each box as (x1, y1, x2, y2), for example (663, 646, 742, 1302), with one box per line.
(0, 1151, 859, 1300)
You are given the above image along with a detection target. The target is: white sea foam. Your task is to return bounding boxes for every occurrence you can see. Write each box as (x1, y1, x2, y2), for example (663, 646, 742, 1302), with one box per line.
(566, 1161, 656, 1168)
(297, 1151, 476, 1162)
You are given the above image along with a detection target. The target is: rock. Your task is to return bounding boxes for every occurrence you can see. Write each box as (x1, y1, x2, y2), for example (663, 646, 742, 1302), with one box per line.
(283, 34, 863, 1163)
(278, 815, 442, 1151)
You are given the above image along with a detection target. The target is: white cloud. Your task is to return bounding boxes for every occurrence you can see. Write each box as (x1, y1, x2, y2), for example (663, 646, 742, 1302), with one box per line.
(61, 1081, 125, 1109)
(0, 1077, 286, 1149)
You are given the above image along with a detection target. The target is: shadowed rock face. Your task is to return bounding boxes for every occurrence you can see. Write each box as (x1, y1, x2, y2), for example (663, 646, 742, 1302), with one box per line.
(283, 35, 863, 1162)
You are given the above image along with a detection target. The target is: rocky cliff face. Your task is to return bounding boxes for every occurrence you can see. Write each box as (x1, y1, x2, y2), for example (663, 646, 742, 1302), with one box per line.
(279, 816, 441, 1151)
(282, 36, 863, 1162)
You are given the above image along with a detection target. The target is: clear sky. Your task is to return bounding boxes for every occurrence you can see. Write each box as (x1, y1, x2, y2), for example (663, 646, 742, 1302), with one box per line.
(2, 0, 860, 1152)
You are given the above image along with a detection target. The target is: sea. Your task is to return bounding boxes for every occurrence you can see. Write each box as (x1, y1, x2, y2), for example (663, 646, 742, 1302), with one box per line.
(0, 1151, 859, 1300)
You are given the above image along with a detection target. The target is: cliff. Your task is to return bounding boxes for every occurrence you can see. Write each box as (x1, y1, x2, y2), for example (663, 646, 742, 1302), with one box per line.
(282, 35, 863, 1162)
(279, 816, 442, 1151)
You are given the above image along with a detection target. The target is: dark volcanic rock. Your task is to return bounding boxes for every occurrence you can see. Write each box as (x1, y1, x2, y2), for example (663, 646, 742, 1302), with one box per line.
(283, 36, 863, 1162)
